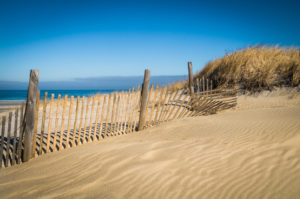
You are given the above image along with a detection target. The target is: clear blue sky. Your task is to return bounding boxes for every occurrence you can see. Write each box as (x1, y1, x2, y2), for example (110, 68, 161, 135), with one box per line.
(0, 0, 299, 82)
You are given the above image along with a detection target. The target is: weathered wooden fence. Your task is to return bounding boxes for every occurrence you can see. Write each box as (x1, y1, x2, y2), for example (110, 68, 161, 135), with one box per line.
(0, 63, 237, 168)
(0, 104, 26, 168)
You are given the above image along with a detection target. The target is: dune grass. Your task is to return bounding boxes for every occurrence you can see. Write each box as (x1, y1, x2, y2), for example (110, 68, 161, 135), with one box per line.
(195, 46, 300, 91)
(168, 46, 300, 92)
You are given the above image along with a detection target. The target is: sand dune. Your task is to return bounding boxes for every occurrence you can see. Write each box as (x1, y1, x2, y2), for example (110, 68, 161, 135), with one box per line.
(0, 90, 300, 199)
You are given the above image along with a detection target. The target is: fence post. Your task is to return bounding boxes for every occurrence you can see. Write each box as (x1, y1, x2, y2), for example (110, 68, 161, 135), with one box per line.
(23, 70, 39, 162)
(188, 62, 194, 96)
(138, 69, 151, 131)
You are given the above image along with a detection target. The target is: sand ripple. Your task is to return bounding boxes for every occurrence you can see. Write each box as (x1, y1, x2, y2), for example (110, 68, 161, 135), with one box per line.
(0, 97, 300, 199)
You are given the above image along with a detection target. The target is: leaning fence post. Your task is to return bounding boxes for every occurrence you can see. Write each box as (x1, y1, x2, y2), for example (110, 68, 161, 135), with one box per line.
(138, 69, 151, 131)
(23, 70, 39, 162)
(188, 62, 194, 96)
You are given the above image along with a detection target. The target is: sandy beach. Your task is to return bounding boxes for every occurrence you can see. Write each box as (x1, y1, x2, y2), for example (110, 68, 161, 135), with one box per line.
(0, 89, 299, 199)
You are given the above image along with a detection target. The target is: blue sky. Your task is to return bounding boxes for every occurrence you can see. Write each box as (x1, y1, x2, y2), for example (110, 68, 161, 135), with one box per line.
(0, 0, 299, 82)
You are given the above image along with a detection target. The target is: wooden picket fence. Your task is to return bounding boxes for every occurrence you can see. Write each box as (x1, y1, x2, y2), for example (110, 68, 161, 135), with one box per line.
(0, 65, 237, 169)
(0, 104, 26, 168)
(0, 85, 236, 168)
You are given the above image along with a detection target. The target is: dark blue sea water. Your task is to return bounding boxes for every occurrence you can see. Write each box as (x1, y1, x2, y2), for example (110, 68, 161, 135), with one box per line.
(0, 89, 120, 100)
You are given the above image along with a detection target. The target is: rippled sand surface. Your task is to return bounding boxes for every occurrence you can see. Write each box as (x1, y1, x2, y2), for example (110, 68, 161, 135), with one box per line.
(1, 91, 300, 199)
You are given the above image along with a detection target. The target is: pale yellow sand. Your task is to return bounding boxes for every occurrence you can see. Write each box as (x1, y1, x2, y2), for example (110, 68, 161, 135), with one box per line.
(0, 89, 300, 199)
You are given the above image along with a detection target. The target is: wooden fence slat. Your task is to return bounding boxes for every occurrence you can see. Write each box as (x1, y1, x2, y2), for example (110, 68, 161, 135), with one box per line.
(195, 99, 218, 115)
(135, 86, 141, 131)
(130, 88, 137, 132)
(199, 78, 202, 92)
(121, 93, 126, 134)
(190, 97, 208, 117)
(195, 88, 225, 95)
(161, 89, 178, 122)
(179, 95, 193, 118)
(159, 90, 172, 122)
(133, 89, 141, 132)
(118, 92, 125, 134)
(206, 79, 209, 94)
(158, 88, 169, 122)
(72, 96, 80, 146)
(188, 62, 194, 96)
(202, 77, 205, 92)
(53, 95, 61, 151)
(110, 94, 117, 136)
(195, 90, 235, 98)
(5, 112, 13, 167)
(87, 97, 95, 142)
(172, 91, 189, 120)
(77, 96, 85, 145)
(158, 87, 170, 122)
(66, 96, 74, 148)
(99, 95, 107, 139)
(59, 95, 68, 150)
(164, 89, 181, 121)
(0, 116, 6, 168)
(153, 86, 165, 125)
(144, 83, 154, 128)
(121, 91, 127, 134)
(123, 90, 130, 133)
(196, 97, 215, 114)
(127, 88, 135, 133)
(180, 95, 194, 118)
(190, 96, 208, 116)
(32, 90, 40, 157)
(12, 108, 19, 165)
(167, 89, 185, 121)
(195, 96, 215, 114)
(113, 94, 119, 135)
(46, 94, 54, 153)
(191, 100, 205, 116)
(114, 94, 121, 136)
(123, 89, 131, 133)
(16, 103, 25, 164)
(93, 96, 101, 141)
(83, 97, 90, 143)
(104, 94, 112, 137)
(112, 94, 118, 135)
(39, 92, 48, 155)
(196, 78, 200, 92)
(126, 90, 133, 133)
(193, 98, 213, 116)
(199, 100, 220, 115)
(130, 87, 137, 131)
(148, 84, 159, 127)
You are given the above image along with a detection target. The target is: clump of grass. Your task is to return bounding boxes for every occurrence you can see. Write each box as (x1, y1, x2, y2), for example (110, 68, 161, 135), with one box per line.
(167, 81, 186, 92)
(195, 46, 300, 92)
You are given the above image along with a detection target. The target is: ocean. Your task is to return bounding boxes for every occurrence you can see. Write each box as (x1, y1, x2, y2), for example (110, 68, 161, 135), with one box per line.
(0, 89, 120, 101)
(0, 75, 187, 101)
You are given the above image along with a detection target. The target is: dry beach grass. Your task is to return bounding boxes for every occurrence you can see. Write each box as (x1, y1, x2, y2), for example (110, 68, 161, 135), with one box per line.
(168, 46, 300, 92)
(196, 46, 300, 91)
